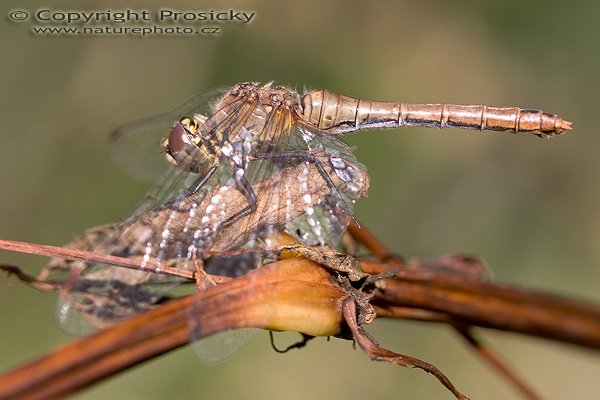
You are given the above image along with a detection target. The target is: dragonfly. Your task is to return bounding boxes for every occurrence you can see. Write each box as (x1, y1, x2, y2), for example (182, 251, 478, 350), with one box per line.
(43, 81, 571, 337)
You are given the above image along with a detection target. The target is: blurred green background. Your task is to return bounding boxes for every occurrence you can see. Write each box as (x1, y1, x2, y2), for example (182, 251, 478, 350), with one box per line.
(1, 0, 599, 398)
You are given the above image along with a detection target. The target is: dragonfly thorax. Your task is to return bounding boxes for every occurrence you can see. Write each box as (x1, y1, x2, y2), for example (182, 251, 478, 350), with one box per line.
(161, 116, 216, 174)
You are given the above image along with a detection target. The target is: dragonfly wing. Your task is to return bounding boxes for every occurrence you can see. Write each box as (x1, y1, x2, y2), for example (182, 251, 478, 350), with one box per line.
(190, 327, 260, 364)
(263, 124, 369, 247)
(109, 87, 229, 182)
(50, 163, 241, 333)
(45, 222, 189, 334)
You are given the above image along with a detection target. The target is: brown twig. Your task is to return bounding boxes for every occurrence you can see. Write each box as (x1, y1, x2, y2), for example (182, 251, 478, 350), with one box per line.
(347, 220, 405, 265)
(361, 260, 600, 350)
(341, 297, 468, 399)
(0, 239, 195, 280)
(0, 257, 348, 400)
(1, 236, 599, 399)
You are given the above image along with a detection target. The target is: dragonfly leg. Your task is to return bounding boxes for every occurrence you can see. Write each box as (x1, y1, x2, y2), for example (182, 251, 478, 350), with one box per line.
(182, 164, 218, 198)
(192, 252, 231, 290)
(220, 172, 257, 228)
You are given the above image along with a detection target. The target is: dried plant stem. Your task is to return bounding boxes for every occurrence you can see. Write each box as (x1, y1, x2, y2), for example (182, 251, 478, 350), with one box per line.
(1, 236, 599, 399)
(342, 298, 468, 399)
(362, 260, 600, 350)
(349, 223, 598, 400)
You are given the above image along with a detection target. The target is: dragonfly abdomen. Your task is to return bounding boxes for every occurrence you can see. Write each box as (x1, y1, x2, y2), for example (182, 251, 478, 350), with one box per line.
(298, 89, 572, 138)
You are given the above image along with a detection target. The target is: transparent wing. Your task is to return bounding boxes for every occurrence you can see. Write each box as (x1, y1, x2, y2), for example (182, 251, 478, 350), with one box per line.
(44, 223, 188, 334)
(108, 87, 229, 182)
(190, 327, 260, 365)
(49, 163, 239, 334)
(295, 127, 368, 246)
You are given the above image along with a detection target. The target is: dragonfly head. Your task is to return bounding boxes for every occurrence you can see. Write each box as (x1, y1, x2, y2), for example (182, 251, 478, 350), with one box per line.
(161, 117, 215, 174)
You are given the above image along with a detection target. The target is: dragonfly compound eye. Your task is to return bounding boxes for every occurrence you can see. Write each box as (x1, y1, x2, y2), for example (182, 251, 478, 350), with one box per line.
(167, 122, 193, 156)
(163, 122, 215, 174)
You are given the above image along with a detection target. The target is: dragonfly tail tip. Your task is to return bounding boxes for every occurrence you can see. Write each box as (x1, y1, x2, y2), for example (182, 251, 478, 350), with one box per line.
(559, 119, 573, 133)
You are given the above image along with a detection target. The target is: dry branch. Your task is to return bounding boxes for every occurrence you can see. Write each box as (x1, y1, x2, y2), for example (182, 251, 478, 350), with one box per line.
(362, 261, 600, 350)
(0, 240, 599, 399)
